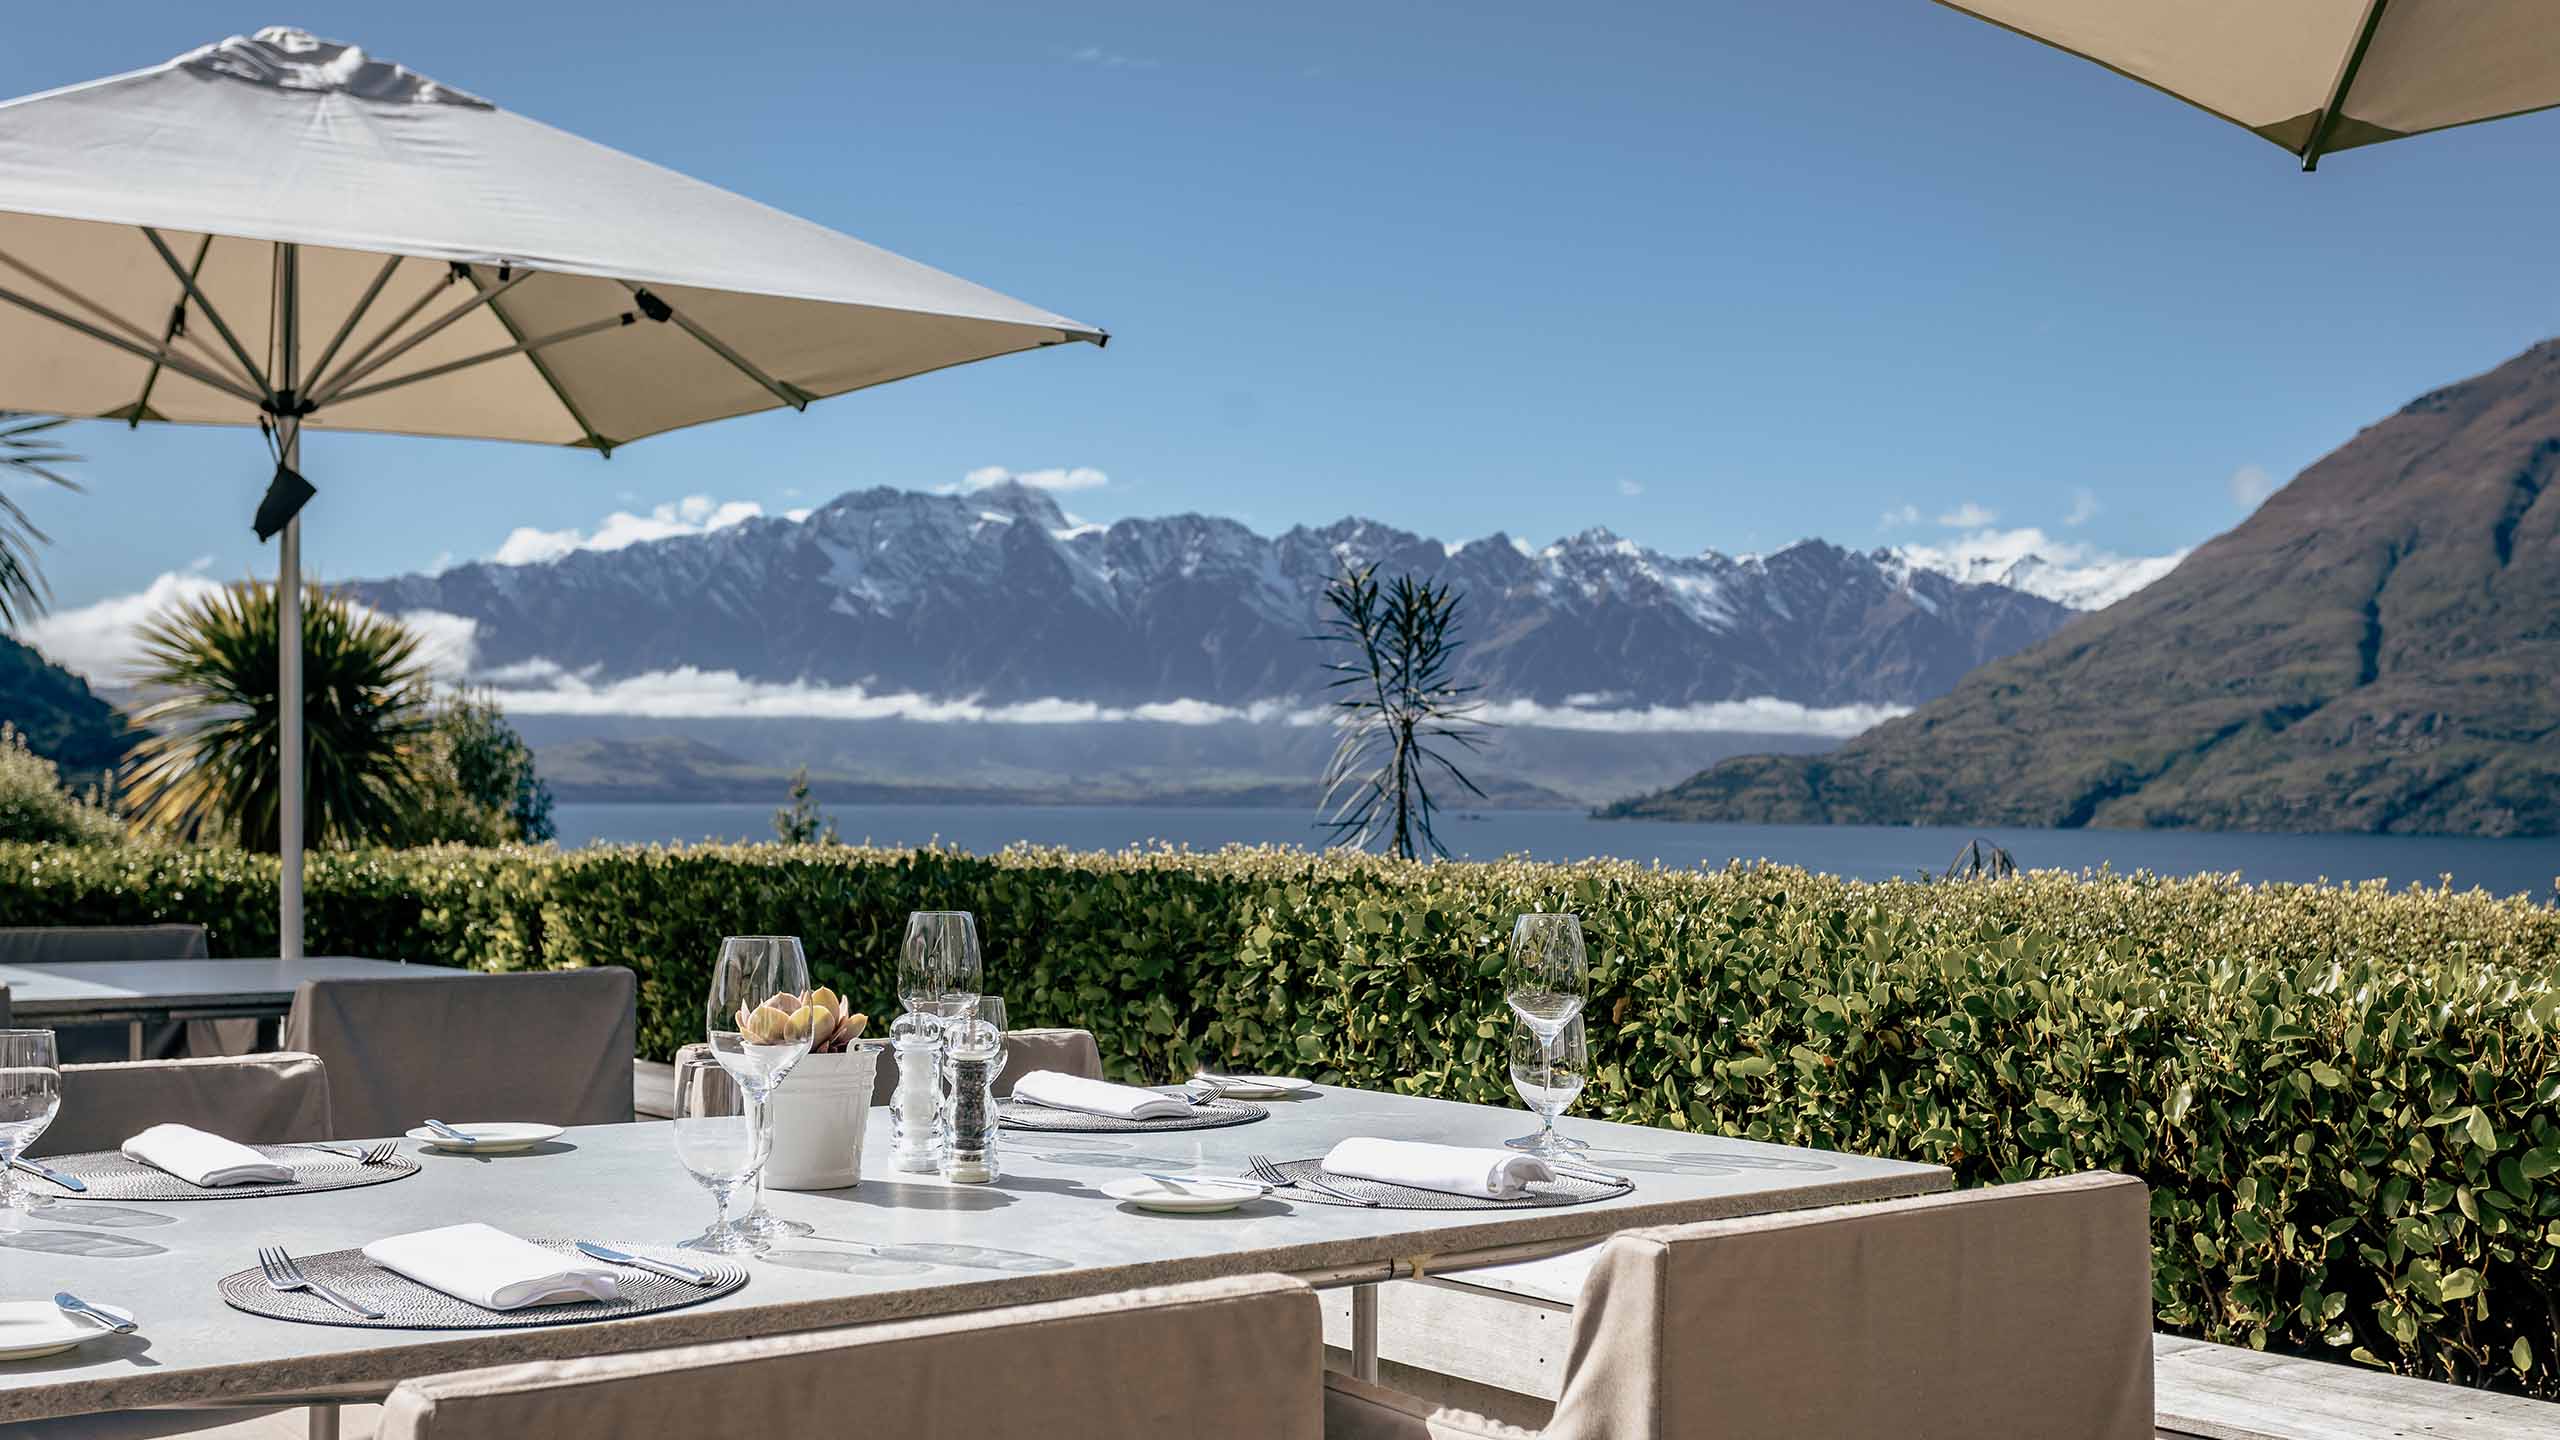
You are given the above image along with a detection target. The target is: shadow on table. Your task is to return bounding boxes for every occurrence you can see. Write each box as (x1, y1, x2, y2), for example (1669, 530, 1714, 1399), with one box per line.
(1022, 1150, 1217, 1173)
(830, 1181, 1014, 1213)
(22, 1204, 176, 1229)
(0, 1333, 158, 1371)
(1113, 1198, 1293, 1220)
(0, 1228, 166, 1259)
(413, 1141, 579, 1165)
(759, 1249, 935, 1279)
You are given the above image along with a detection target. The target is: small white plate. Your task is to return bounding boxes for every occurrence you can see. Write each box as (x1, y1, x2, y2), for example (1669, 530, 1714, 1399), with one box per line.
(1102, 1175, 1268, 1213)
(0, 1300, 132, 1361)
(404, 1122, 565, 1153)
(1201, 1075, 1316, 1099)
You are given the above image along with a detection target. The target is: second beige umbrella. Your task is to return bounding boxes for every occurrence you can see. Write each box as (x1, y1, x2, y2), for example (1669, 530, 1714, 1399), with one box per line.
(1940, 0, 2560, 168)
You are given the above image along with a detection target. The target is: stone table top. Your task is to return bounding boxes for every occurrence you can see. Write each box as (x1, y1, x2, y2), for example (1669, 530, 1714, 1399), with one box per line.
(0, 1085, 1947, 1422)
(0, 958, 457, 1020)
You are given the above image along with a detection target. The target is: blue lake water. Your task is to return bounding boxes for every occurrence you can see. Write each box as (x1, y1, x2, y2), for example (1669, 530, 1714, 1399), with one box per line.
(550, 802, 2560, 900)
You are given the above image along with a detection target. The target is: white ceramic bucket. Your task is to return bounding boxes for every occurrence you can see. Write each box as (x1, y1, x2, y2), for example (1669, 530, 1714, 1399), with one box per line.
(765, 1042, 881, 1190)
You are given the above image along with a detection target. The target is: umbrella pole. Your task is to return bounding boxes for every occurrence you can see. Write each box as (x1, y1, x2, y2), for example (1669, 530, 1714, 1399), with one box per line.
(275, 244, 303, 962)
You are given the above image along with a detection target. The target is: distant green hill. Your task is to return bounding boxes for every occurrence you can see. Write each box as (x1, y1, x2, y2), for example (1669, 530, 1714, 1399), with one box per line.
(0, 633, 135, 787)
(1611, 340, 2560, 838)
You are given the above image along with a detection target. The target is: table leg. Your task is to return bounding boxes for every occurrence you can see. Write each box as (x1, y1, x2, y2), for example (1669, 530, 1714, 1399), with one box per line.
(126, 1021, 143, 1062)
(308, 1402, 340, 1440)
(1351, 1282, 1381, 1382)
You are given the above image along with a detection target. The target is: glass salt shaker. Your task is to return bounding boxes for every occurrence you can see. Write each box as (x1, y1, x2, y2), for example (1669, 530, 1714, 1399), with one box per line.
(888, 1011, 944, 1174)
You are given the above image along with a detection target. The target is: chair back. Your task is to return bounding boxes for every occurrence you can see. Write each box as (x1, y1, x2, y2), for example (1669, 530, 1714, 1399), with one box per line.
(284, 969, 635, 1139)
(0, 983, 10, 1029)
(0, 924, 209, 964)
(377, 1273, 1322, 1439)
(1544, 1171, 2153, 1440)
(28, 1052, 332, 1157)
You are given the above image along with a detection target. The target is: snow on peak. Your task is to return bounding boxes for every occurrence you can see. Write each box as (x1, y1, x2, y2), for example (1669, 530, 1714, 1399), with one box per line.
(1887, 528, 2187, 611)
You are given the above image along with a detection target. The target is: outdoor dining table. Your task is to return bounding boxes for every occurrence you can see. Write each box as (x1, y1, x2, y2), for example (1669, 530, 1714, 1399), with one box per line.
(0, 957, 455, 1059)
(0, 1083, 1948, 1425)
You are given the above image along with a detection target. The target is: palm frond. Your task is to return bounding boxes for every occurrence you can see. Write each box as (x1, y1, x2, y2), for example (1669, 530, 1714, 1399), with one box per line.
(0, 412, 81, 626)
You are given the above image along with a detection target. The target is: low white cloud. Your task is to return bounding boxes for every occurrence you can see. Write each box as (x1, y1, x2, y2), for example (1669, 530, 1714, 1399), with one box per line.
(1878, 503, 1922, 528)
(1892, 527, 2187, 611)
(472, 663, 1893, 738)
(938, 465, 1111, 496)
(1476, 696, 1902, 737)
(492, 495, 765, 566)
(24, 578, 484, 689)
(1617, 479, 1644, 497)
(20, 569, 224, 683)
(784, 508, 813, 523)
(2064, 489, 2099, 527)
(2228, 463, 2279, 509)
(1936, 500, 1999, 527)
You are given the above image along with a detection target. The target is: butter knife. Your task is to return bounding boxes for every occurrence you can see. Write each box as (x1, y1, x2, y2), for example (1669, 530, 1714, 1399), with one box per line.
(53, 1292, 135, 1334)
(575, 1240, 714, 1286)
(14, 1157, 86, 1193)
(421, 1118, 480, 1147)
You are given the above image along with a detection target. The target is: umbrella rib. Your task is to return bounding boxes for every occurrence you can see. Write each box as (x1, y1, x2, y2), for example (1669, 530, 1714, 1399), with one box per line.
(616, 280, 810, 412)
(127, 233, 216, 427)
(471, 272, 618, 456)
(323, 310, 636, 408)
(0, 241, 256, 393)
(2302, 0, 2390, 171)
(142, 227, 272, 399)
(302, 253, 405, 394)
(308, 268, 530, 407)
(306, 265, 461, 400)
(0, 279, 268, 408)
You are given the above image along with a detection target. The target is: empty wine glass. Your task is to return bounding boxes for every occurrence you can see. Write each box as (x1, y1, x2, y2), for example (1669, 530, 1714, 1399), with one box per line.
(0, 1031, 59, 1214)
(1505, 1014, 1589, 1154)
(707, 936, 814, 1243)
(903, 911, 983, 1027)
(671, 1052, 762, 1254)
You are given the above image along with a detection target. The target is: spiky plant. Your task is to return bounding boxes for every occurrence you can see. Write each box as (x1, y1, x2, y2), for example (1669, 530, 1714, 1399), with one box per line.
(0, 414, 80, 627)
(1313, 563, 1491, 859)
(123, 582, 434, 851)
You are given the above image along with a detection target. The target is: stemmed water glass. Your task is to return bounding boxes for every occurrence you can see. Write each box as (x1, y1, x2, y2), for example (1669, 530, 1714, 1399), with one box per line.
(902, 911, 983, 1028)
(1505, 1014, 1588, 1155)
(670, 1052, 761, 1254)
(0, 1031, 60, 1214)
(706, 936, 815, 1243)
(1504, 913, 1590, 1153)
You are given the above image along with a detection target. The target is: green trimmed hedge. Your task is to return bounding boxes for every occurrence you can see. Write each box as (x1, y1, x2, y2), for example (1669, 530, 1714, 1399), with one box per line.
(3, 840, 2557, 1397)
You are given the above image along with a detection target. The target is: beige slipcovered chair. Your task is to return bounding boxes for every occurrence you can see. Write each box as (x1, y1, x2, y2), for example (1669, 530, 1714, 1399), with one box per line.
(1324, 1171, 2154, 1440)
(377, 1273, 1323, 1439)
(869, 1024, 1105, 1105)
(284, 968, 635, 1140)
(26, 1051, 332, 1157)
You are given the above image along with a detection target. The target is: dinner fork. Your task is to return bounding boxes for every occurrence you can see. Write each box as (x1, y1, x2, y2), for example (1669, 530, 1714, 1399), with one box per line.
(290, 1140, 401, 1166)
(257, 1246, 383, 1319)
(1248, 1153, 1378, 1207)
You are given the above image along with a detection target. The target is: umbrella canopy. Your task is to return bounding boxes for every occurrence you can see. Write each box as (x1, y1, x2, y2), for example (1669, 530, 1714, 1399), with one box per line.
(0, 27, 1103, 957)
(1939, 0, 2560, 168)
(0, 27, 1102, 449)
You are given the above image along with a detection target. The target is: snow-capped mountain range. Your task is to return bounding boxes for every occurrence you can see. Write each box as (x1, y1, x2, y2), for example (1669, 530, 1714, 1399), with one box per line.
(354, 482, 2168, 715)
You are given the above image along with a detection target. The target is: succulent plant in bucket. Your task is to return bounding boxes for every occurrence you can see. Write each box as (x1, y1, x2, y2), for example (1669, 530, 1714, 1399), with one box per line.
(736, 987, 869, 1052)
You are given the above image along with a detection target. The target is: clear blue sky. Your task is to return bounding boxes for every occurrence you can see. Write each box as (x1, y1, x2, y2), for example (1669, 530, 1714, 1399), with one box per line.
(11, 1, 2560, 614)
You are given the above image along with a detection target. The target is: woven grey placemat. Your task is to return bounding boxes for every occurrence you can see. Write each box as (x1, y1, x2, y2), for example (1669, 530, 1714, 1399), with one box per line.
(218, 1240, 747, 1329)
(1260, 1156, 1633, 1210)
(32, 1145, 419, 1201)
(998, 1096, 1268, 1133)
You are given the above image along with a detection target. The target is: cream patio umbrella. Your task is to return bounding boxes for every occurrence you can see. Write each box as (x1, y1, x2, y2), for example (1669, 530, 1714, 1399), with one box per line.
(0, 28, 1103, 957)
(1937, 0, 2560, 168)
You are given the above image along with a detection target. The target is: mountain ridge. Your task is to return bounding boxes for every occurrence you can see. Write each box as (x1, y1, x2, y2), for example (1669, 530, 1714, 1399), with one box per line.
(1611, 339, 2560, 837)
(356, 483, 2127, 717)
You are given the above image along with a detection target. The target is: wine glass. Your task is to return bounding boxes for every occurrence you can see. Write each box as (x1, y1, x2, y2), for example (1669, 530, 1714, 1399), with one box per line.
(0, 1032, 60, 1214)
(903, 911, 983, 1027)
(670, 1052, 763, 1254)
(706, 936, 814, 1243)
(1505, 913, 1588, 1153)
(1504, 1014, 1589, 1154)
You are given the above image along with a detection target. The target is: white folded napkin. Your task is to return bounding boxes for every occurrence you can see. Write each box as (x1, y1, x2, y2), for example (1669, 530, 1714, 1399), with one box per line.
(1009, 1070, 1190, 1121)
(120, 1123, 294, 1187)
(362, 1223, 620, 1311)
(1323, 1137, 1557, 1199)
